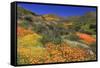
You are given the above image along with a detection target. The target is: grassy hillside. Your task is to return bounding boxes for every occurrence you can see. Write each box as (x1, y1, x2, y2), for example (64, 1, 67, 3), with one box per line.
(17, 6, 97, 65)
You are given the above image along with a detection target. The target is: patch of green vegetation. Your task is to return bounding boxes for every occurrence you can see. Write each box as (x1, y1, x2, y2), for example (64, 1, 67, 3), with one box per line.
(19, 20, 29, 29)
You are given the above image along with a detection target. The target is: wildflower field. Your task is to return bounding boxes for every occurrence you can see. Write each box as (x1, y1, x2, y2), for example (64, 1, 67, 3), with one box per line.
(17, 4, 97, 65)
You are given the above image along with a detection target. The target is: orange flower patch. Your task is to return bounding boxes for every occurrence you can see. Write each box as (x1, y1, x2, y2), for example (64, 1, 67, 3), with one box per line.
(76, 32, 96, 44)
(17, 27, 33, 37)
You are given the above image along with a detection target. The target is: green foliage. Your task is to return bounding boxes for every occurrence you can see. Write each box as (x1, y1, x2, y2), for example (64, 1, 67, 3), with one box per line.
(19, 21, 29, 29)
(90, 42, 96, 53)
(65, 33, 79, 41)
(41, 34, 62, 45)
(80, 24, 96, 35)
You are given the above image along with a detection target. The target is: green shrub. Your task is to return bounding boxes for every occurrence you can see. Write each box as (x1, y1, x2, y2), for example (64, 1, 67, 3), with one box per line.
(19, 21, 29, 29)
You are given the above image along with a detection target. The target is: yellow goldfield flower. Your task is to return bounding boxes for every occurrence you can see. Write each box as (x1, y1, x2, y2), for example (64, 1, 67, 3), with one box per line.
(18, 33, 42, 46)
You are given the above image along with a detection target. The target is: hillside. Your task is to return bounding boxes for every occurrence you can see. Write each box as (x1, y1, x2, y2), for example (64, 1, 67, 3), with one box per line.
(17, 6, 97, 65)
